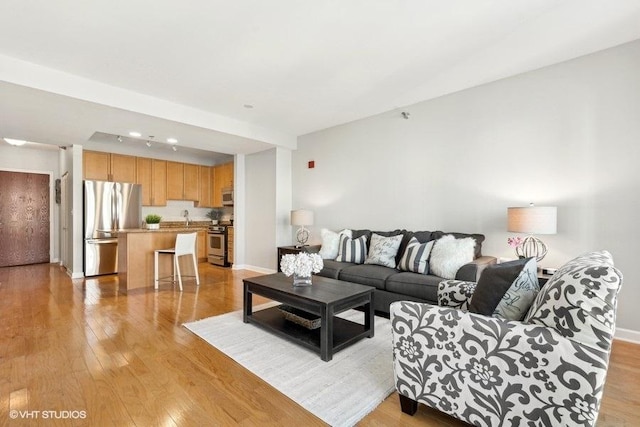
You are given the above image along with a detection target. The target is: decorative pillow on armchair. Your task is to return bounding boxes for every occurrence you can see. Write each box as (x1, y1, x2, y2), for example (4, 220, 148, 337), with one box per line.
(318, 228, 352, 259)
(397, 237, 434, 274)
(364, 233, 403, 268)
(429, 235, 475, 279)
(335, 234, 368, 264)
(468, 257, 539, 320)
(469, 258, 540, 320)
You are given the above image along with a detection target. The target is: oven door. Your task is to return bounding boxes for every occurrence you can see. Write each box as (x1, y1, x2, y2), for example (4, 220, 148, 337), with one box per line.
(207, 232, 226, 266)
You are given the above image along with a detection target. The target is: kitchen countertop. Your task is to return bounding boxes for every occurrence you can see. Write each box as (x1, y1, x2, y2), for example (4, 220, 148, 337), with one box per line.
(119, 227, 208, 234)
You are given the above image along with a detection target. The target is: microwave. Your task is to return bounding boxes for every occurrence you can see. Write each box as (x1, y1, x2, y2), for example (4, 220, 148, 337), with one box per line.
(222, 188, 234, 206)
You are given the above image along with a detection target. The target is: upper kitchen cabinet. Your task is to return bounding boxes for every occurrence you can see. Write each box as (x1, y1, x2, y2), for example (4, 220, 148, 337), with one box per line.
(83, 150, 137, 183)
(212, 162, 234, 207)
(136, 157, 167, 206)
(196, 165, 212, 208)
(167, 161, 200, 201)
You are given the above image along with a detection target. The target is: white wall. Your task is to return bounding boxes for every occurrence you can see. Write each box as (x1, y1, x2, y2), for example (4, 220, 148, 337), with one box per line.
(293, 39, 640, 334)
(245, 149, 278, 271)
(243, 147, 293, 272)
(0, 144, 60, 263)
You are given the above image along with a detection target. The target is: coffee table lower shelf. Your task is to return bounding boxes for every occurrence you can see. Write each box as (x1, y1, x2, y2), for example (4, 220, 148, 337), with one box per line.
(248, 305, 370, 357)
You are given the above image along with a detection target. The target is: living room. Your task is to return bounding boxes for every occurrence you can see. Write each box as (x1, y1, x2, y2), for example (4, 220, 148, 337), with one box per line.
(1, 2, 639, 425)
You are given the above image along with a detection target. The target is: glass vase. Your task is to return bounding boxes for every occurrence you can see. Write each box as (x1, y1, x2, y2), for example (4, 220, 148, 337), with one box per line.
(293, 273, 312, 287)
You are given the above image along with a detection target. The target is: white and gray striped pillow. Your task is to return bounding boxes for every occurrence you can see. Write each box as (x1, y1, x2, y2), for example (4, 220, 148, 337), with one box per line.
(335, 234, 368, 264)
(397, 237, 435, 274)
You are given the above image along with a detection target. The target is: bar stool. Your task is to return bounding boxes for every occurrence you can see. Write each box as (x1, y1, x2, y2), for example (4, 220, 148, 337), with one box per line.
(154, 232, 200, 291)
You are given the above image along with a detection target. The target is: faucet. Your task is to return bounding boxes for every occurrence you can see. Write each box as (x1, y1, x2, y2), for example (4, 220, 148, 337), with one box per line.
(184, 209, 190, 227)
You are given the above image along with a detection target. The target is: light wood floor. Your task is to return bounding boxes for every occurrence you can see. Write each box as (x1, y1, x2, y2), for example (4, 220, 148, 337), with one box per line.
(0, 263, 638, 426)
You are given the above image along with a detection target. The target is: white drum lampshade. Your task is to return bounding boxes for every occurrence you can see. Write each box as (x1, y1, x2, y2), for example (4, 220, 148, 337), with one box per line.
(507, 205, 557, 262)
(291, 209, 314, 246)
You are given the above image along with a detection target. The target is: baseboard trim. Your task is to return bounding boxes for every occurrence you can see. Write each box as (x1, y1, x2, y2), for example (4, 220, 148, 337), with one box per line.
(233, 264, 276, 274)
(614, 327, 640, 344)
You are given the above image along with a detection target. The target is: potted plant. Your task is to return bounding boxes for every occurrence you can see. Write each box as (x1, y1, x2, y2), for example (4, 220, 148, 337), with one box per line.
(145, 214, 162, 230)
(206, 209, 221, 225)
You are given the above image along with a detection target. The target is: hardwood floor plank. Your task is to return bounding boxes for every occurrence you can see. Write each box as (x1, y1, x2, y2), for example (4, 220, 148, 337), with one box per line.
(0, 263, 637, 426)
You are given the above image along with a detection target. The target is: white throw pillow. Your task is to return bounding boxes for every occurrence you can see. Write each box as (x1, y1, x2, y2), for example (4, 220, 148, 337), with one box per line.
(397, 237, 435, 274)
(364, 233, 403, 268)
(429, 234, 476, 279)
(318, 228, 352, 259)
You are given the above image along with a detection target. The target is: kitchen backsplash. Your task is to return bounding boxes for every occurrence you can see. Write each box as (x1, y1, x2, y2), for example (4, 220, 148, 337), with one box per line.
(141, 200, 233, 223)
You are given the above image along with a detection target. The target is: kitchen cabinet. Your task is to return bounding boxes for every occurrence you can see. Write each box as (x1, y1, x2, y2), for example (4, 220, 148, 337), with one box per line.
(227, 226, 234, 264)
(83, 150, 137, 183)
(167, 161, 200, 201)
(184, 163, 199, 201)
(196, 165, 212, 208)
(136, 157, 167, 206)
(212, 162, 234, 207)
(197, 230, 207, 262)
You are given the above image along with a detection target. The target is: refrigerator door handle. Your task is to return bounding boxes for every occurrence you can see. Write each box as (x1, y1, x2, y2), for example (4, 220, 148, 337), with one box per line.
(87, 238, 118, 244)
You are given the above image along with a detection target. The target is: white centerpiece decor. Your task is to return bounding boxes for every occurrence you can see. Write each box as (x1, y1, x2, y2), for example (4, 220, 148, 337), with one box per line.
(280, 253, 324, 286)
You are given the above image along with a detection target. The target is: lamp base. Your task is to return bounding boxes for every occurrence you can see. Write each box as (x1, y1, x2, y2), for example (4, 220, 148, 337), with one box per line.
(516, 235, 548, 262)
(296, 227, 310, 246)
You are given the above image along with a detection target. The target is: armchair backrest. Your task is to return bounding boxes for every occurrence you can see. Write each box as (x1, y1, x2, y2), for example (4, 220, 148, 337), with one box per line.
(524, 250, 623, 353)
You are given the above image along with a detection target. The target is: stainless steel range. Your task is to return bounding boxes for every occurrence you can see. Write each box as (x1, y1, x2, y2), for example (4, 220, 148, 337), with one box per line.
(207, 225, 228, 266)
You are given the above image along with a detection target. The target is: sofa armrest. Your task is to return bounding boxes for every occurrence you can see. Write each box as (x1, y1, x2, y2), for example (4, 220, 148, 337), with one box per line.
(437, 280, 476, 311)
(455, 255, 496, 282)
(390, 301, 610, 427)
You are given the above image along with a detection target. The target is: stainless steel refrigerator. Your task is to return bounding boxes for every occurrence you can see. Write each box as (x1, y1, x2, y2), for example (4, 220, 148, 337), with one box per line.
(84, 180, 142, 276)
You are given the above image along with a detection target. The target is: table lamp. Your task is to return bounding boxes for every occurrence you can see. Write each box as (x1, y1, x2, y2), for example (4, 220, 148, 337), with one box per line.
(507, 204, 557, 262)
(291, 209, 314, 247)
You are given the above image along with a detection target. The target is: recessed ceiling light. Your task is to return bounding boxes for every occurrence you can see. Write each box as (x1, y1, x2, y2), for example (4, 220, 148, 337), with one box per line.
(4, 138, 27, 146)
(129, 131, 142, 137)
(167, 138, 178, 144)
(244, 104, 254, 109)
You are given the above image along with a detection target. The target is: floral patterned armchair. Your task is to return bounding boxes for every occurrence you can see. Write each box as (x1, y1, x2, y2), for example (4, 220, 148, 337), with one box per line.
(390, 251, 622, 426)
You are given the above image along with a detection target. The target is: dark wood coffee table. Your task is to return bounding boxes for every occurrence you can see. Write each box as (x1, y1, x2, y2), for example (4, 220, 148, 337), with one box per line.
(243, 273, 375, 361)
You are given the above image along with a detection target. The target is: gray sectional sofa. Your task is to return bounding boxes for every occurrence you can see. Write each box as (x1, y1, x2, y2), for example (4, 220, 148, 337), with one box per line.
(314, 229, 496, 315)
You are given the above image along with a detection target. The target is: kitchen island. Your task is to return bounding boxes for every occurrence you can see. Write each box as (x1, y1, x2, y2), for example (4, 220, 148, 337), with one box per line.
(117, 228, 206, 291)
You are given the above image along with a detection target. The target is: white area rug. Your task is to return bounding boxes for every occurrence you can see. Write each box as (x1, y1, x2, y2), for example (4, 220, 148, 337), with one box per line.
(184, 305, 395, 426)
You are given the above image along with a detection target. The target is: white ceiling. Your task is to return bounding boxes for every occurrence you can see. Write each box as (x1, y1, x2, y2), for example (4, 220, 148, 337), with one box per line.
(1, 1, 640, 155)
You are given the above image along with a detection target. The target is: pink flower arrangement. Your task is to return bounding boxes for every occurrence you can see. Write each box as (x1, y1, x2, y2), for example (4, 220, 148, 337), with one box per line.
(507, 236, 523, 248)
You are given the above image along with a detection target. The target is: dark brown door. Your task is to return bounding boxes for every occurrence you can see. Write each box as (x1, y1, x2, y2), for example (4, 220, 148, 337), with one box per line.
(0, 171, 50, 267)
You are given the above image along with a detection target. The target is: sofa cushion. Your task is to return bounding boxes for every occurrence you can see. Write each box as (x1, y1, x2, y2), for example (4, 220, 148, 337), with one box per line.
(336, 234, 367, 264)
(364, 233, 403, 268)
(429, 235, 476, 279)
(352, 229, 407, 264)
(317, 259, 355, 279)
(432, 231, 485, 258)
(397, 237, 435, 274)
(318, 228, 352, 259)
(385, 272, 442, 303)
(338, 264, 397, 290)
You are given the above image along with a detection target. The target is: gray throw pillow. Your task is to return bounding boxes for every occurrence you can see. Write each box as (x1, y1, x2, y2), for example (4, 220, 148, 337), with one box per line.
(469, 258, 533, 316)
